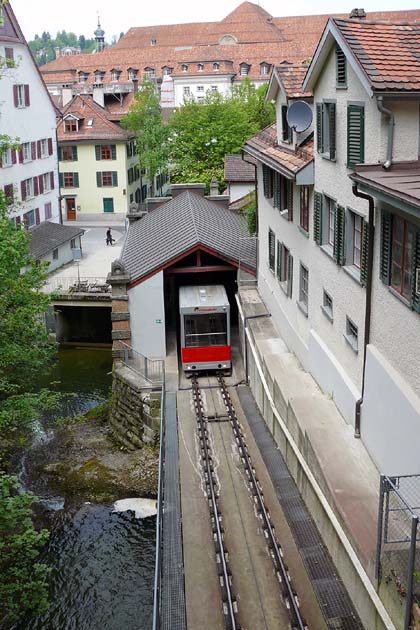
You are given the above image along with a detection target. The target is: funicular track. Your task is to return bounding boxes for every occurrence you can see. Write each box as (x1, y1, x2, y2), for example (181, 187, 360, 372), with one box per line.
(191, 373, 307, 630)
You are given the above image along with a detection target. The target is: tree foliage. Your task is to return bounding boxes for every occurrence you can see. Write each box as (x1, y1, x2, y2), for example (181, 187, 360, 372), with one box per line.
(121, 79, 170, 184)
(28, 31, 97, 66)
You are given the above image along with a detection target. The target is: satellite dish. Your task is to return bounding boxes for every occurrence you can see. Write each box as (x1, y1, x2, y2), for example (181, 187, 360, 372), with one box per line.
(286, 101, 313, 133)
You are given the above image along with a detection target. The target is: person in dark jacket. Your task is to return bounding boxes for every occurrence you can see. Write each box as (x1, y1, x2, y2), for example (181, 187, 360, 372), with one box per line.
(106, 228, 115, 246)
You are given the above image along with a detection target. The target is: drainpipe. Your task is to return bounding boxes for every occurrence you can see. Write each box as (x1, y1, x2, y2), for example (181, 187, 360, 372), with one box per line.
(377, 96, 394, 170)
(352, 183, 375, 438)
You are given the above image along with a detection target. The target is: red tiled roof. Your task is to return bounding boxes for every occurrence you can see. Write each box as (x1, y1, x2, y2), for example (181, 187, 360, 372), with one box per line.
(334, 18, 420, 92)
(243, 123, 313, 178)
(224, 154, 256, 182)
(57, 94, 133, 142)
(274, 63, 312, 98)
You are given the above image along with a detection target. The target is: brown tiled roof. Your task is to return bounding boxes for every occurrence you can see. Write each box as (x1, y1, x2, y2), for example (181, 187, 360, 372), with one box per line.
(39, 4, 420, 88)
(224, 154, 256, 182)
(104, 92, 136, 120)
(350, 161, 420, 210)
(334, 18, 420, 92)
(275, 64, 312, 98)
(57, 94, 133, 142)
(243, 123, 313, 178)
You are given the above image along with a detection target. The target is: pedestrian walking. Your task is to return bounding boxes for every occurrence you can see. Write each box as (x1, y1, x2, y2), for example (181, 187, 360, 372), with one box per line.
(106, 228, 115, 246)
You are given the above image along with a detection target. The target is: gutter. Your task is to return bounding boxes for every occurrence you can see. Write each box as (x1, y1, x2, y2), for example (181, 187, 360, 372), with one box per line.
(352, 183, 375, 438)
(377, 97, 394, 170)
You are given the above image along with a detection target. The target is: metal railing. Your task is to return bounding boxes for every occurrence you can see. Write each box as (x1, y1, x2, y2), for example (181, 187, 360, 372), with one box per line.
(43, 276, 110, 294)
(376, 474, 420, 630)
(152, 373, 165, 630)
(119, 341, 164, 386)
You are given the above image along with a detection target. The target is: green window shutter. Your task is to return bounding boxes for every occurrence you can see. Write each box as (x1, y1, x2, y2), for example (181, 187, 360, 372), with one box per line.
(287, 180, 293, 222)
(360, 219, 369, 287)
(72, 146, 78, 161)
(334, 204, 346, 266)
(112, 171, 118, 186)
(313, 191, 323, 244)
(58, 146, 62, 161)
(96, 172, 102, 187)
(316, 103, 323, 153)
(111, 145, 116, 160)
(380, 210, 392, 284)
(329, 103, 336, 160)
(95, 145, 100, 160)
(273, 171, 281, 209)
(276, 241, 282, 280)
(59, 172, 63, 187)
(73, 172, 79, 188)
(347, 105, 365, 167)
(268, 229, 275, 271)
(411, 232, 420, 312)
(287, 253, 293, 298)
(263, 164, 270, 198)
(336, 45, 347, 87)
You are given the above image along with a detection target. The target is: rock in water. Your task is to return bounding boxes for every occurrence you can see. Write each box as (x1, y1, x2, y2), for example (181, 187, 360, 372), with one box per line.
(113, 498, 157, 519)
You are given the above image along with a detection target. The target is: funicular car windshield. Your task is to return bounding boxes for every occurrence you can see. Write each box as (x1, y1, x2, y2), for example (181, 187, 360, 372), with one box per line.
(184, 313, 227, 348)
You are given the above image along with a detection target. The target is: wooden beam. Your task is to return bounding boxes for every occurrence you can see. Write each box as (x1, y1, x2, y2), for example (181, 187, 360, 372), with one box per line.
(166, 265, 236, 274)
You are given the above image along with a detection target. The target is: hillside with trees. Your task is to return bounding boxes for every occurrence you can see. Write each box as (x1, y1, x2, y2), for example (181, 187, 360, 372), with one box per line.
(28, 31, 122, 66)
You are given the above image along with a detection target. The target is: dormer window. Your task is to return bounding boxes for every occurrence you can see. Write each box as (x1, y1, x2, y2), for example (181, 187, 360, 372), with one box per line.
(94, 71, 104, 84)
(64, 117, 78, 133)
(239, 63, 250, 77)
(128, 68, 138, 80)
(111, 69, 121, 82)
(79, 72, 88, 83)
(162, 66, 172, 76)
(197, 63, 204, 72)
(336, 45, 347, 88)
(181, 64, 188, 72)
(150, 38, 156, 46)
(260, 62, 270, 76)
(213, 62, 219, 71)
(144, 67, 155, 79)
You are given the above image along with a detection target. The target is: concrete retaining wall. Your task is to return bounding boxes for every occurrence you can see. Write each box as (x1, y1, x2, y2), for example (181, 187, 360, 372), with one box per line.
(110, 365, 161, 449)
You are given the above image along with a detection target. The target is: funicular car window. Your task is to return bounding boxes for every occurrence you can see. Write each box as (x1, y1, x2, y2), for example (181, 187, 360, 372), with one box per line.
(184, 313, 227, 347)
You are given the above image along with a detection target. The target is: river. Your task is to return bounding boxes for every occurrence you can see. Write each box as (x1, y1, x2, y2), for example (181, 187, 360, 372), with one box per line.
(16, 347, 155, 630)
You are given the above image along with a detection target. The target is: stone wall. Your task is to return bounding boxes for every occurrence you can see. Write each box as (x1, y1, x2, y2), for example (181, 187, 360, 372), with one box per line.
(110, 365, 161, 450)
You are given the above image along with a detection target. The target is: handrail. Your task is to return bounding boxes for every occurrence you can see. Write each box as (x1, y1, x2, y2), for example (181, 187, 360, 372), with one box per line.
(119, 341, 164, 386)
(152, 373, 165, 630)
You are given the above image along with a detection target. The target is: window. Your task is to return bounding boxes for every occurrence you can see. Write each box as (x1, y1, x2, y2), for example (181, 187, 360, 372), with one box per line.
(95, 145, 116, 160)
(21, 178, 34, 200)
(42, 173, 51, 192)
(60, 145, 78, 161)
(345, 317, 358, 353)
(144, 67, 155, 78)
(300, 186, 309, 232)
(299, 264, 309, 315)
(103, 198, 114, 213)
(336, 45, 347, 87)
(273, 172, 293, 220)
(111, 69, 121, 81)
(213, 62, 219, 71)
(197, 96, 204, 104)
(262, 164, 273, 199)
(44, 202, 52, 219)
(128, 68, 138, 80)
(281, 105, 292, 143)
(313, 192, 346, 265)
(268, 228, 275, 271)
(40, 138, 49, 158)
(347, 105, 365, 167)
(94, 71, 104, 83)
(322, 290, 333, 321)
(211, 85, 218, 92)
(52, 248, 58, 260)
(2, 147, 12, 167)
(327, 197, 335, 247)
(183, 86, 190, 96)
(4, 183, 13, 204)
(24, 209, 35, 228)
(197, 63, 204, 72)
(96, 171, 118, 187)
(150, 39, 156, 46)
(260, 63, 270, 75)
(13, 84, 29, 108)
(5, 47, 14, 67)
(239, 64, 249, 76)
(22, 142, 31, 162)
(181, 64, 188, 72)
(197, 85, 204, 92)
(70, 238, 76, 249)
(352, 213, 363, 269)
(79, 72, 88, 83)
(64, 118, 78, 133)
(163, 67, 172, 76)
(316, 102, 336, 160)
(62, 172, 79, 188)
(276, 241, 293, 297)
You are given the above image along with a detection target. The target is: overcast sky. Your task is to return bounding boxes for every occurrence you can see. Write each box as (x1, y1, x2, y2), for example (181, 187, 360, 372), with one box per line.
(11, 0, 420, 42)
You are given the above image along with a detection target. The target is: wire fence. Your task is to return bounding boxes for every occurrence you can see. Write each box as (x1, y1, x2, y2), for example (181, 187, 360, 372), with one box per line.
(376, 474, 420, 629)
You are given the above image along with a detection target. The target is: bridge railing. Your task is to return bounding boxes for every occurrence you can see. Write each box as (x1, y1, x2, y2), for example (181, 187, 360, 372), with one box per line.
(43, 276, 110, 294)
(152, 372, 165, 630)
(119, 341, 164, 386)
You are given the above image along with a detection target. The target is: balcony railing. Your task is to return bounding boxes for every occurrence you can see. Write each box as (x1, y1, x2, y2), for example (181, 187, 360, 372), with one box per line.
(43, 276, 110, 294)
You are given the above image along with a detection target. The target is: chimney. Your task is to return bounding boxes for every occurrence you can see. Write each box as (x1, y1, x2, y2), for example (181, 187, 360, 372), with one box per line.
(205, 195, 230, 209)
(349, 8, 367, 19)
(132, 78, 139, 94)
(170, 183, 206, 197)
(209, 178, 219, 196)
(62, 88, 73, 106)
(93, 87, 104, 108)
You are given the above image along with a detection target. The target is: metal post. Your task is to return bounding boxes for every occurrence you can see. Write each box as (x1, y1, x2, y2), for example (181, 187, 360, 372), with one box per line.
(376, 475, 386, 582)
(404, 516, 419, 630)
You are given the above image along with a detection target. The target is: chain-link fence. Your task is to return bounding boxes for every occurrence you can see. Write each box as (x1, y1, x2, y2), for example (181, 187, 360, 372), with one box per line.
(376, 475, 420, 629)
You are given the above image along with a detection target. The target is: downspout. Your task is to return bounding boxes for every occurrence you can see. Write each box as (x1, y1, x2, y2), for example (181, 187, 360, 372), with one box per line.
(352, 184, 375, 438)
(377, 96, 394, 170)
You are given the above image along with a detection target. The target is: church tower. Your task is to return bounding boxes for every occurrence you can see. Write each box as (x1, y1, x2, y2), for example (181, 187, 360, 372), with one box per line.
(94, 17, 105, 52)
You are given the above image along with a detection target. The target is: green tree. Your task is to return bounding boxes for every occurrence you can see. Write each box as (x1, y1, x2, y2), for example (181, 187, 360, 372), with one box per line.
(121, 79, 170, 188)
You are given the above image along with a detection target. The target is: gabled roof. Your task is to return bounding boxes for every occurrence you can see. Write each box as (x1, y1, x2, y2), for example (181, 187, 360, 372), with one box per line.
(29, 222, 84, 260)
(224, 154, 256, 182)
(121, 190, 255, 285)
(243, 123, 313, 179)
(350, 161, 420, 213)
(57, 94, 133, 142)
(266, 63, 312, 101)
(303, 17, 420, 96)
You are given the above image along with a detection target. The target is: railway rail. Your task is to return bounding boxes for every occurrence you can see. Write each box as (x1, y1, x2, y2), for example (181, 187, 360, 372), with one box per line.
(191, 372, 307, 630)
